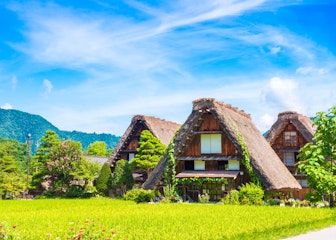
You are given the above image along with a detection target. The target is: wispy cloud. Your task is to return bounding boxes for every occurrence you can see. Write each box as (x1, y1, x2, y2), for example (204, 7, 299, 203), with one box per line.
(2, 0, 335, 135)
(1, 103, 13, 109)
(261, 77, 305, 112)
(42, 79, 53, 97)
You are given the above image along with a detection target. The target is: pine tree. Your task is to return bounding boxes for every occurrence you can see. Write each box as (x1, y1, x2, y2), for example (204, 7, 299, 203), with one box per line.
(132, 130, 166, 176)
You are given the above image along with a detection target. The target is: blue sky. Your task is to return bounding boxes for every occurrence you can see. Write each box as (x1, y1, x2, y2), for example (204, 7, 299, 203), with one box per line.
(0, 0, 335, 136)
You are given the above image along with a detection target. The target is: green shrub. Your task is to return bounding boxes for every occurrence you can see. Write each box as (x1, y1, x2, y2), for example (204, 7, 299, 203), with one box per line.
(163, 185, 180, 203)
(82, 186, 98, 198)
(198, 193, 210, 203)
(95, 163, 112, 196)
(221, 190, 240, 205)
(66, 185, 84, 198)
(239, 183, 264, 205)
(124, 188, 155, 203)
(265, 199, 280, 206)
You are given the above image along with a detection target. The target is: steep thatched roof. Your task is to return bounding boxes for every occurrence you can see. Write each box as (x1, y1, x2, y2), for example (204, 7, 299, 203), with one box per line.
(143, 98, 301, 191)
(265, 111, 315, 144)
(107, 115, 180, 167)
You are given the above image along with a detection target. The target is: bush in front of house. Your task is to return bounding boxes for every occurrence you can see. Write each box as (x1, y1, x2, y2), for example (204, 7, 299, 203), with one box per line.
(221, 190, 240, 205)
(124, 188, 155, 203)
(198, 193, 210, 203)
(221, 183, 264, 205)
(239, 183, 264, 205)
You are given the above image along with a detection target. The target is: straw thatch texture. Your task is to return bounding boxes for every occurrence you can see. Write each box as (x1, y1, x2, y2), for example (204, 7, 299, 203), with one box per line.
(107, 115, 180, 167)
(143, 98, 301, 190)
(265, 111, 315, 144)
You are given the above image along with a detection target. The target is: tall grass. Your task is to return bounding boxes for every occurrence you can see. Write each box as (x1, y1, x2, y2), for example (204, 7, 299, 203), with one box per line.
(0, 199, 335, 239)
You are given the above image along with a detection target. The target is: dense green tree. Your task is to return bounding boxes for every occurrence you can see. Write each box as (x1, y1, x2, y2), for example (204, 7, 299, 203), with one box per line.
(298, 106, 336, 207)
(46, 140, 82, 189)
(0, 139, 27, 199)
(70, 157, 100, 187)
(132, 130, 166, 176)
(111, 160, 134, 196)
(31, 130, 61, 190)
(96, 162, 112, 196)
(32, 130, 85, 194)
(87, 141, 107, 156)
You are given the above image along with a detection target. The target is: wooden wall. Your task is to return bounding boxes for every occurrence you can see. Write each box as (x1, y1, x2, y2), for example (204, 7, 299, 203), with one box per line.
(271, 123, 307, 150)
(181, 114, 239, 157)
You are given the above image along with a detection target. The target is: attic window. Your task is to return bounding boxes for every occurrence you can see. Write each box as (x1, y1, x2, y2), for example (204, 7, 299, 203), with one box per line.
(201, 134, 222, 154)
(284, 131, 297, 146)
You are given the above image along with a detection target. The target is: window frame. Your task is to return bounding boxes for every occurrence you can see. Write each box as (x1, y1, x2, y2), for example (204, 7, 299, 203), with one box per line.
(284, 131, 297, 146)
(200, 133, 222, 154)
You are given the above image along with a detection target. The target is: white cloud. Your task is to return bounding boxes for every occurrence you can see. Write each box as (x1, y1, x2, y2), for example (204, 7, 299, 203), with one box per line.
(261, 77, 305, 112)
(42, 79, 53, 96)
(296, 66, 328, 75)
(269, 46, 281, 55)
(1, 103, 13, 109)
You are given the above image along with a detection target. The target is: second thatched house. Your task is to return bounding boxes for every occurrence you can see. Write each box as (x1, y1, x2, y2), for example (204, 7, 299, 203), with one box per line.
(143, 98, 301, 201)
(265, 111, 315, 199)
(107, 115, 180, 183)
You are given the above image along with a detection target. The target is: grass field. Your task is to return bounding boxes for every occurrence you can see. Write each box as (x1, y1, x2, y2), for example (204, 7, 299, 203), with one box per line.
(0, 199, 335, 240)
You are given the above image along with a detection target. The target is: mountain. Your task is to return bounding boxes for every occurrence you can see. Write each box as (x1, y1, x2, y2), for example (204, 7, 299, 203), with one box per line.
(0, 109, 120, 151)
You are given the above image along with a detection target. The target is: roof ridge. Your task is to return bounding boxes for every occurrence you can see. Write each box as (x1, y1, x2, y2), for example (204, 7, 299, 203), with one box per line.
(132, 114, 180, 125)
(192, 98, 251, 119)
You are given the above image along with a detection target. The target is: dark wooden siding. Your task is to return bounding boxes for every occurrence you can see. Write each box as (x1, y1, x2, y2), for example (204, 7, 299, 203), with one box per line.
(271, 123, 309, 173)
(181, 114, 238, 157)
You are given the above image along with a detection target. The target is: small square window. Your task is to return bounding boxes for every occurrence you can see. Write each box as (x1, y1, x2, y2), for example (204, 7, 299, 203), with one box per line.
(284, 131, 297, 145)
(194, 160, 205, 170)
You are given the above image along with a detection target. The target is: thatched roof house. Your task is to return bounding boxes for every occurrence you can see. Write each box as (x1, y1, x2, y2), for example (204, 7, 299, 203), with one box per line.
(108, 115, 181, 168)
(143, 98, 301, 193)
(265, 111, 315, 199)
(265, 111, 315, 145)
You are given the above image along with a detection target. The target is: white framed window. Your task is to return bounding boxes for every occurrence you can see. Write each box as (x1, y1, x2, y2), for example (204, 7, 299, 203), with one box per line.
(201, 134, 222, 154)
(228, 160, 240, 170)
(128, 153, 135, 162)
(284, 131, 297, 145)
(283, 152, 295, 166)
(194, 160, 205, 170)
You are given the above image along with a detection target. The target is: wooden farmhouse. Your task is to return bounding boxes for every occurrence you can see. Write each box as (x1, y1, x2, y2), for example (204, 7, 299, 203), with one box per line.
(143, 98, 301, 201)
(107, 115, 180, 183)
(265, 111, 315, 200)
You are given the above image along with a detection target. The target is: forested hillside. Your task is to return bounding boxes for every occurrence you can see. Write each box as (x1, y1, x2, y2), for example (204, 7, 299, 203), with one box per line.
(0, 109, 120, 150)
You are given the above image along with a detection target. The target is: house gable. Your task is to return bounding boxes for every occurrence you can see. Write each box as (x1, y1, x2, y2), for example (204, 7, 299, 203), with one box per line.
(108, 115, 180, 168)
(179, 113, 240, 158)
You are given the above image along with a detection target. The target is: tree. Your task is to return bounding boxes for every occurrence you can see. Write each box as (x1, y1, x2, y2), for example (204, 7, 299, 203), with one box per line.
(87, 141, 108, 156)
(95, 162, 112, 196)
(0, 139, 27, 199)
(298, 106, 336, 207)
(32, 130, 84, 194)
(132, 130, 166, 176)
(110, 160, 134, 196)
(70, 157, 100, 187)
(31, 130, 61, 190)
(46, 140, 82, 190)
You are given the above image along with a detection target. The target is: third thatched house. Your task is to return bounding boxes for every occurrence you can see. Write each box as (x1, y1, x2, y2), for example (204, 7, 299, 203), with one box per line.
(265, 111, 315, 199)
(143, 98, 301, 201)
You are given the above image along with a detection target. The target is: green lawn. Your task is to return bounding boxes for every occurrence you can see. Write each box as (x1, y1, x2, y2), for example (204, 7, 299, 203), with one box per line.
(0, 199, 335, 240)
